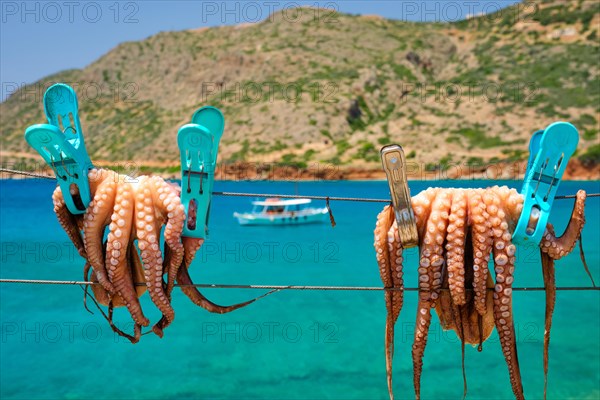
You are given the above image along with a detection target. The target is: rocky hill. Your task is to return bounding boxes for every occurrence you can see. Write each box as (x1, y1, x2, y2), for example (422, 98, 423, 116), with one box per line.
(1, 0, 598, 177)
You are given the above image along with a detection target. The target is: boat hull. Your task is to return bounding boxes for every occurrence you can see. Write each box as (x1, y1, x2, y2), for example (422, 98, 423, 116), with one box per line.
(234, 209, 329, 226)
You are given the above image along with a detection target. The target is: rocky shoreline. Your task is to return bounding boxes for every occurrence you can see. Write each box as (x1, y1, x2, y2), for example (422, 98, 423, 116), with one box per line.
(1, 159, 598, 181)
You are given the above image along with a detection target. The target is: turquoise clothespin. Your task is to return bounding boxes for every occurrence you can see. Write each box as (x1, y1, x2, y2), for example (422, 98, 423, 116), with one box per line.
(525, 129, 544, 176)
(178, 106, 225, 238)
(513, 122, 579, 245)
(24, 83, 93, 214)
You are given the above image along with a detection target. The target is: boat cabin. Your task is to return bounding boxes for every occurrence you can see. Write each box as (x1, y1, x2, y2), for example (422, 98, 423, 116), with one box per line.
(251, 198, 312, 215)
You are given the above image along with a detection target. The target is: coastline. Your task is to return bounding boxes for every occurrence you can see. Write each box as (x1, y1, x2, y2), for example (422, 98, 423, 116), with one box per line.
(1, 159, 598, 181)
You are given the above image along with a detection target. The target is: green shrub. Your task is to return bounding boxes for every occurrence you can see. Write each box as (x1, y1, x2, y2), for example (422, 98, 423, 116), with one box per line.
(377, 136, 390, 145)
(354, 142, 379, 162)
(303, 149, 316, 161)
(575, 114, 597, 129)
(451, 125, 512, 149)
(391, 64, 416, 81)
(580, 144, 600, 165)
(336, 140, 351, 155)
(320, 129, 333, 140)
(280, 153, 307, 169)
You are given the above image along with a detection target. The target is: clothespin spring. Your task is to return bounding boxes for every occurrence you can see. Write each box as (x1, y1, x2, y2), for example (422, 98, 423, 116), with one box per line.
(544, 155, 563, 201)
(184, 166, 207, 195)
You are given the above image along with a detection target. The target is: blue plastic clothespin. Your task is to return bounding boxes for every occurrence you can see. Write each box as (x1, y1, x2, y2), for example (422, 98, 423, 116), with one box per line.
(513, 122, 579, 245)
(178, 106, 225, 238)
(525, 129, 544, 176)
(24, 83, 93, 214)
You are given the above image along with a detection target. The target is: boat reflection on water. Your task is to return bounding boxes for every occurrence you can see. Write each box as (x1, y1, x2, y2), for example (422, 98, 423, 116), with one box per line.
(233, 198, 329, 226)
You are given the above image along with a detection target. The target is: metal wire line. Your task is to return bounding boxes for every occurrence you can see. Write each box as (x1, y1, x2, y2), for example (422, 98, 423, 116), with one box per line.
(1, 168, 55, 179)
(0, 278, 598, 291)
(1, 168, 599, 202)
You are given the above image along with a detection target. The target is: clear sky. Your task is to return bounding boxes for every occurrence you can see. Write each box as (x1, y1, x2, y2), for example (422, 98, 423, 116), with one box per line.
(0, 1, 521, 101)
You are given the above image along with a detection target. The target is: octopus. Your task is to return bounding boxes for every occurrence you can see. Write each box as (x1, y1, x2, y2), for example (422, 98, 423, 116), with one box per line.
(374, 186, 589, 400)
(53, 168, 272, 343)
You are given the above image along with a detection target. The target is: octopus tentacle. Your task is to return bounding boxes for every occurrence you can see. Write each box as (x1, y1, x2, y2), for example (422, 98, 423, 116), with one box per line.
(442, 189, 469, 398)
(153, 238, 277, 334)
(83, 175, 117, 293)
(412, 188, 439, 237)
(492, 233, 524, 400)
(94, 240, 146, 307)
(538, 190, 587, 399)
(541, 190, 586, 259)
(412, 301, 432, 400)
(412, 190, 451, 400)
(446, 189, 467, 306)
(106, 181, 149, 327)
(150, 176, 185, 297)
(540, 250, 555, 400)
(493, 186, 524, 229)
(374, 206, 395, 388)
(375, 205, 394, 289)
(87, 240, 145, 342)
(52, 186, 86, 258)
(89, 240, 113, 306)
(469, 189, 493, 316)
(82, 262, 94, 314)
(577, 237, 595, 287)
(89, 285, 141, 344)
(183, 237, 204, 271)
(374, 204, 402, 400)
(176, 237, 214, 311)
(135, 177, 174, 337)
(127, 240, 147, 300)
(82, 240, 141, 343)
(175, 237, 277, 314)
(449, 296, 468, 399)
(387, 224, 404, 352)
(421, 190, 452, 305)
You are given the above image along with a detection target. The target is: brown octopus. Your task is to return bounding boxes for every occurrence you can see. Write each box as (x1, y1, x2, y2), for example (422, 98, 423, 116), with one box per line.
(54, 168, 270, 343)
(374, 186, 589, 400)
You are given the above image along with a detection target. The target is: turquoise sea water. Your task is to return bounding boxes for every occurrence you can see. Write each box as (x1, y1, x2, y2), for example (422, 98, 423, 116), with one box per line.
(0, 179, 599, 400)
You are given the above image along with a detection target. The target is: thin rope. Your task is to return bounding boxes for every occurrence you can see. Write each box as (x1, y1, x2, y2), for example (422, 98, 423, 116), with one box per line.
(0, 279, 598, 291)
(1, 168, 598, 202)
(325, 197, 337, 226)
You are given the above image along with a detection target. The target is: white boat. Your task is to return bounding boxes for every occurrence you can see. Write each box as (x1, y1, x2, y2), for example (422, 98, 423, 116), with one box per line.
(233, 198, 329, 226)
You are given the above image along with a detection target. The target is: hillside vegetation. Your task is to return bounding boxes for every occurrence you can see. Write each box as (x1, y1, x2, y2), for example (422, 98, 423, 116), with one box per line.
(1, 0, 599, 174)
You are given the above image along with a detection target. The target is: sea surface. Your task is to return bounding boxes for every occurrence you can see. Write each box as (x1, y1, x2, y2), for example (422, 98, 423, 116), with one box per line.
(1, 179, 599, 400)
